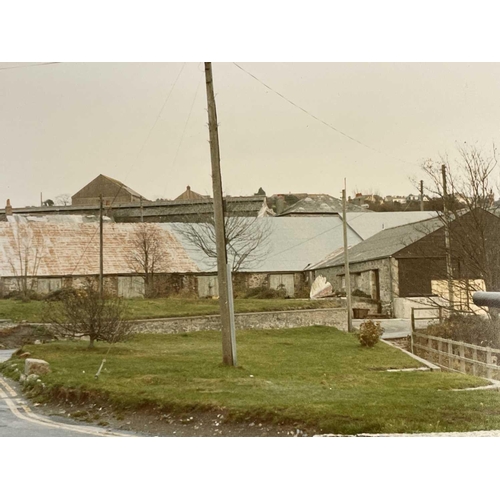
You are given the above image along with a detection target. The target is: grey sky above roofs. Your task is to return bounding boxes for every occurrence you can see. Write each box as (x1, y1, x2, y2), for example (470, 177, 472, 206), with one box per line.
(2, 62, 500, 208)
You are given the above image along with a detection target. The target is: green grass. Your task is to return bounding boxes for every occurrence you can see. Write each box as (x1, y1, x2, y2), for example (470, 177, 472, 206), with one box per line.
(3, 326, 500, 435)
(0, 297, 340, 323)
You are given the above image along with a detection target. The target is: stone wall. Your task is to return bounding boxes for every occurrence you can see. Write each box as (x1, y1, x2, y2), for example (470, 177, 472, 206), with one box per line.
(0, 270, 309, 301)
(129, 307, 348, 334)
(351, 297, 380, 315)
(314, 257, 395, 316)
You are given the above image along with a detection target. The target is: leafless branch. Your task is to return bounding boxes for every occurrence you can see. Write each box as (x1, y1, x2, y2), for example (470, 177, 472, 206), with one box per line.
(127, 223, 167, 297)
(175, 213, 271, 272)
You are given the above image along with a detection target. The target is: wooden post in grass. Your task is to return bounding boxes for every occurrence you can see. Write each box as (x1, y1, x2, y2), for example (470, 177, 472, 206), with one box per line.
(204, 62, 237, 367)
(486, 347, 493, 378)
(459, 343, 466, 373)
(472, 347, 478, 376)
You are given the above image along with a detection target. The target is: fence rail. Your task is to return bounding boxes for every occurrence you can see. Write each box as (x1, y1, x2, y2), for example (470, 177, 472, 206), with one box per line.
(410, 306, 443, 332)
(411, 331, 500, 379)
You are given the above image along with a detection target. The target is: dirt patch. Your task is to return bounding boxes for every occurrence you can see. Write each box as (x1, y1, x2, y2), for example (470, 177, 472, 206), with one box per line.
(386, 337, 411, 351)
(0, 324, 56, 350)
(33, 399, 312, 437)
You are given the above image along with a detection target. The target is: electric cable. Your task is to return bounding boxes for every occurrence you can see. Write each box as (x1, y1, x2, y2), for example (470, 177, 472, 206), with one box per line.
(162, 70, 204, 198)
(232, 62, 414, 166)
(69, 63, 187, 275)
(0, 62, 62, 71)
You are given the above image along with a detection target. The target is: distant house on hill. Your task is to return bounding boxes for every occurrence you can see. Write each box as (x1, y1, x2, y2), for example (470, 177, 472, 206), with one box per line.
(71, 174, 145, 207)
(384, 195, 407, 205)
(278, 194, 370, 217)
(349, 193, 383, 207)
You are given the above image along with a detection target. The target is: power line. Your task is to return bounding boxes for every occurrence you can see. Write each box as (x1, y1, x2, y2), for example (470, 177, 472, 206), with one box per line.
(232, 62, 414, 166)
(124, 62, 187, 187)
(0, 62, 62, 71)
(69, 63, 187, 275)
(266, 212, 366, 260)
(162, 70, 204, 198)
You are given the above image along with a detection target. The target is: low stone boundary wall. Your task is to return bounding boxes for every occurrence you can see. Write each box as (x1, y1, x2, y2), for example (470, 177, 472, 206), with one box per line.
(130, 308, 347, 334)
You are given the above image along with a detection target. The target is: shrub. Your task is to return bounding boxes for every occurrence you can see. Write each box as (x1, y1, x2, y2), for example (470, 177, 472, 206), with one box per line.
(244, 286, 287, 299)
(47, 285, 132, 348)
(358, 320, 384, 347)
(45, 288, 79, 302)
(4, 289, 44, 301)
(424, 314, 500, 348)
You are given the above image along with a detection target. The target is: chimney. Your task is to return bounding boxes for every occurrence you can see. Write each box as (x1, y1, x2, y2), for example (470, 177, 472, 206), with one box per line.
(5, 199, 12, 216)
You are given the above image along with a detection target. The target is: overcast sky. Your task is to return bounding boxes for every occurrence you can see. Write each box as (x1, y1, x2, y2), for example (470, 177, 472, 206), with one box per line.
(1, 61, 500, 207)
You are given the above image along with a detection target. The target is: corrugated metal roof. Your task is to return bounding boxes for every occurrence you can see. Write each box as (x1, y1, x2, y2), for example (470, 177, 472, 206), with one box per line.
(0, 196, 270, 219)
(0, 218, 199, 277)
(344, 211, 439, 240)
(314, 216, 444, 269)
(138, 197, 269, 217)
(279, 194, 369, 216)
(165, 217, 362, 273)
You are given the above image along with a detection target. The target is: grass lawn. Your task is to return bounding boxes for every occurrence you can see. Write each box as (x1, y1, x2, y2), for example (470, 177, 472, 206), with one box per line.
(2, 326, 500, 435)
(0, 297, 340, 323)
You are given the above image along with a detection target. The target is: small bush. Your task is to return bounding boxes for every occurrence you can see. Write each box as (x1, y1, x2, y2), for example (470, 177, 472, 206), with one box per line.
(358, 320, 384, 347)
(4, 289, 44, 301)
(244, 286, 287, 299)
(47, 285, 132, 348)
(171, 289, 199, 300)
(45, 288, 79, 302)
(424, 314, 500, 348)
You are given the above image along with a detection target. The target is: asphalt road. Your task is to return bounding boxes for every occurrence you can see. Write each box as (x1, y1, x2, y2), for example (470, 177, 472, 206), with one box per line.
(0, 350, 135, 437)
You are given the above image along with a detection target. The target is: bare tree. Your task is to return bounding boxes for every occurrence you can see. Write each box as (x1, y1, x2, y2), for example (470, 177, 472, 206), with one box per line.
(55, 194, 72, 206)
(128, 223, 167, 297)
(48, 284, 132, 349)
(175, 214, 271, 272)
(420, 143, 497, 212)
(412, 143, 500, 312)
(8, 221, 45, 300)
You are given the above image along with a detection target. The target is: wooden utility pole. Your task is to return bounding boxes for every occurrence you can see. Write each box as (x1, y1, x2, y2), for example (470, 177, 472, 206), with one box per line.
(204, 62, 237, 366)
(342, 184, 353, 332)
(442, 165, 454, 309)
(420, 180, 424, 211)
(99, 194, 104, 298)
(140, 196, 144, 222)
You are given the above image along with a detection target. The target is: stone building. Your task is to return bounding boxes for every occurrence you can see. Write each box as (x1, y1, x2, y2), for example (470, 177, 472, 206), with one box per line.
(311, 209, 500, 317)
